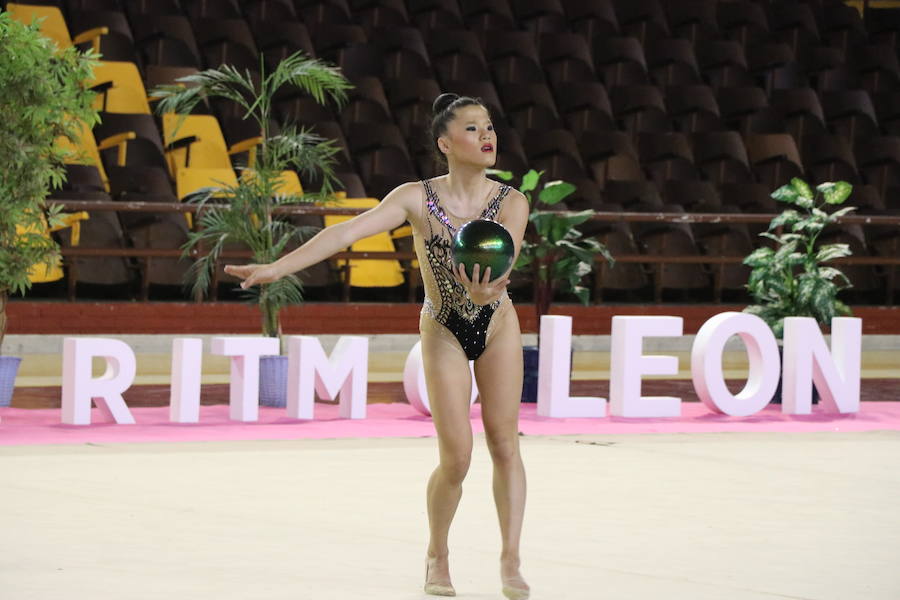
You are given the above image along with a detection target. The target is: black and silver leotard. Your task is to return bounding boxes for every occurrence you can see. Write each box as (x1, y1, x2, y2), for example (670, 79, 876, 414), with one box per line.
(414, 177, 513, 361)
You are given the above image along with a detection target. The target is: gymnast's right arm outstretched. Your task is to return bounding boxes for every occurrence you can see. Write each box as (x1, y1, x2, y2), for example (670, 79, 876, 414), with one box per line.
(224, 183, 417, 289)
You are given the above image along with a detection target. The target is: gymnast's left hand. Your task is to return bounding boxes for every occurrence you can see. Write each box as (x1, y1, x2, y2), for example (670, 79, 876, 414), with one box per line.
(455, 263, 510, 305)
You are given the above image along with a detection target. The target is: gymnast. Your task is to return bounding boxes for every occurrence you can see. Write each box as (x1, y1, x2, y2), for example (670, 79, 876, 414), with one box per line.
(225, 93, 531, 599)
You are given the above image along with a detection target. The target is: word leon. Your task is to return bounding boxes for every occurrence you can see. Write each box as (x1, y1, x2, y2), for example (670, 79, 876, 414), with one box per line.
(50, 312, 859, 426)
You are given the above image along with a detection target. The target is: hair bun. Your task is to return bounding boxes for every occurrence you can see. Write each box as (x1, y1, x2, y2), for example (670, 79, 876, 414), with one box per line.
(432, 92, 459, 115)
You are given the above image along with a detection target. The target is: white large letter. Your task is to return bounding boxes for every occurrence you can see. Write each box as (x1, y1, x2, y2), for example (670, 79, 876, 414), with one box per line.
(691, 312, 781, 416)
(782, 317, 861, 414)
(210, 336, 280, 422)
(287, 336, 368, 419)
(61, 338, 136, 425)
(403, 340, 478, 416)
(170, 338, 203, 423)
(537, 315, 605, 417)
(609, 316, 683, 417)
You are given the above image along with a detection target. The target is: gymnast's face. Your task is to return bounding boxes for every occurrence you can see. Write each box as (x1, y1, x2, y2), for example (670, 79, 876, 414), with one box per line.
(437, 104, 497, 168)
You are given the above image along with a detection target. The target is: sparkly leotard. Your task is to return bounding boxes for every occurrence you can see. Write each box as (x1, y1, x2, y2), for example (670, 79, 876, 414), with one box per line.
(413, 178, 513, 361)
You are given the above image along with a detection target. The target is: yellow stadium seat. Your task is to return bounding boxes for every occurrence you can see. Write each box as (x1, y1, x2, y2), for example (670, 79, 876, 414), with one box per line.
(324, 198, 404, 287)
(53, 118, 136, 193)
(16, 211, 90, 283)
(163, 114, 231, 171)
(7, 3, 108, 52)
(176, 167, 240, 228)
(241, 169, 304, 197)
(88, 61, 152, 114)
(176, 167, 239, 200)
(163, 114, 258, 173)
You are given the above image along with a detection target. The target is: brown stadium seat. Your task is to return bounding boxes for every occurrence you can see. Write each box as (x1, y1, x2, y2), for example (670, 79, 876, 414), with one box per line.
(633, 204, 711, 302)
(662, 180, 721, 213)
(716, 86, 783, 136)
(747, 41, 809, 94)
(802, 133, 860, 184)
(593, 36, 649, 87)
(460, 0, 517, 32)
(243, 0, 298, 24)
(744, 133, 805, 190)
(821, 2, 867, 54)
(555, 81, 615, 138)
(539, 32, 596, 86)
(371, 26, 433, 80)
(612, 0, 669, 45)
(821, 89, 880, 140)
(425, 29, 491, 84)
(610, 84, 671, 135)
(132, 15, 202, 68)
(665, 84, 724, 133)
(646, 38, 702, 87)
(563, 0, 619, 40)
(766, 2, 820, 54)
(484, 30, 545, 85)
(299, 0, 353, 27)
(666, 0, 719, 44)
(637, 132, 700, 185)
(769, 88, 827, 146)
(501, 83, 564, 135)
(855, 137, 900, 199)
(512, 0, 568, 34)
(68, 8, 138, 64)
(853, 44, 900, 95)
(691, 131, 754, 184)
(579, 131, 645, 187)
(696, 39, 755, 89)
(384, 77, 442, 141)
(408, 0, 464, 29)
(717, 1, 769, 47)
(192, 18, 259, 73)
(353, 0, 410, 33)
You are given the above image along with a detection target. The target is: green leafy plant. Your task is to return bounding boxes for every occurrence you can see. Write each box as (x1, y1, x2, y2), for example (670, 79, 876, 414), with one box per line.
(0, 10, 99, 354)
(151, 52, 352, 338)
(491, 168, 614, 322)
(743, 178, 855, 339)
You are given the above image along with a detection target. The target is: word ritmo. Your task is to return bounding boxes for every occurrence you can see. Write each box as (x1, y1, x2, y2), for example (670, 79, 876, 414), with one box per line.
(39, 312, 859, 426)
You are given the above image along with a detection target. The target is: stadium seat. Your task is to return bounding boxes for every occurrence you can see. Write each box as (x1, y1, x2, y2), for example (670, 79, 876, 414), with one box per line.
(322, 197, 405, 291)
(7, 3, 108, 51)
(665, 84, 723, 133)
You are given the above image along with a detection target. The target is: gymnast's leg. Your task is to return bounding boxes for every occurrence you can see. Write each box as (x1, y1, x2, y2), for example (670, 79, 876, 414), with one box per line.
(474, 304, 530, 598)
(421, 318, 476, 593)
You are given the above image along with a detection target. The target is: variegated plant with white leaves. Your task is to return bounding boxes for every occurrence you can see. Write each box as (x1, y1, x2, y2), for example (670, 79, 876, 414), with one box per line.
(743, 178, 855, 339)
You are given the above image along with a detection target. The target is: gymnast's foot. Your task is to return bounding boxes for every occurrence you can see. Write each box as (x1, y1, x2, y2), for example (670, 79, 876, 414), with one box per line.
(424, 554, 456, 596)
(501, 557, 530, 600)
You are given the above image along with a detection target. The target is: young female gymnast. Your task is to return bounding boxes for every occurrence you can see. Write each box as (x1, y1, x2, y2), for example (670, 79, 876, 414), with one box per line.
(225, 93, 531, 599)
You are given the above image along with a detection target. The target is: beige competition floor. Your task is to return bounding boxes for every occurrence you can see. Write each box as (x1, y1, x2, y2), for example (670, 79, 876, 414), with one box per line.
(2, 431, 899, 600)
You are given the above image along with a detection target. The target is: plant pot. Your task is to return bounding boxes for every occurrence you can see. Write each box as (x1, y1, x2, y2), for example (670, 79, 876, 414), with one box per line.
(770, 345, 819, 405)
(521, 346, 540, 403)
(0, 357, 22, 408)
(259, 355, 289, 407)
(520, 346, 574, 403)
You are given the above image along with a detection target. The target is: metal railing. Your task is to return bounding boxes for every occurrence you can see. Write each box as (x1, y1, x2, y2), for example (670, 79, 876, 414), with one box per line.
(44, 199, 900, 304)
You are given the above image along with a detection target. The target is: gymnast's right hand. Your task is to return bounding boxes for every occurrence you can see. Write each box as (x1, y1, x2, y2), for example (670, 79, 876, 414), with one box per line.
(224, 263, 281, 289)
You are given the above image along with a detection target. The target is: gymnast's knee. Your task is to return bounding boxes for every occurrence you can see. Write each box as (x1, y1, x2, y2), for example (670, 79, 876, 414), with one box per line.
(485, 434, 521, 465)
(439, 452, 472, 485)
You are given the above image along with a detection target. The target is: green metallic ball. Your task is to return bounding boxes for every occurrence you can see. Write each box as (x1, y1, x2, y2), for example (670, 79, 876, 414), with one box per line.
(451, 219, 515, 282)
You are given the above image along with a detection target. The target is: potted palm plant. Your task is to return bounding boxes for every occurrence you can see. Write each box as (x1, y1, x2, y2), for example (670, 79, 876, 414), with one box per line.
(151, 52, 351, 406)
(0, 10, 99, 406)
(742, 177, 855, 403)
(490, 168, 614, 402)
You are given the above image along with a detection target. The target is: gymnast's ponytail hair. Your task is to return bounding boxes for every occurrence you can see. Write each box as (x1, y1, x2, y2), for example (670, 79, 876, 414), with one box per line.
(430, 93, 488, 166)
